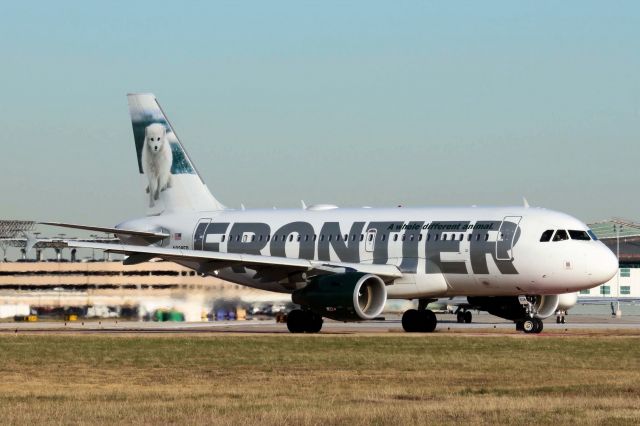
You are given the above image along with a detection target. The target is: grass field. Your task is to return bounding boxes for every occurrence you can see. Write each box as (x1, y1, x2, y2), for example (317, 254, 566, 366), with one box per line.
(0, 333, 639, 425)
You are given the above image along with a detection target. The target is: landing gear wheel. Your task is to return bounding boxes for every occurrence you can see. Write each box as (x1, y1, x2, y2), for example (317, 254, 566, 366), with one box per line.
(402, 309, 437, 332)
(456, 311, 464, 323)
(286, 310, 324, 333)
(286, 309, 306, 333)
(521, 318, 543, 334)
(306, 312, 323, 333)
(418, 310, 437, 332)
(534, 318, 543, 333)
(463, 311, 473, 324)
(522, 318, 536, 334)
(402, 309, 420, 332)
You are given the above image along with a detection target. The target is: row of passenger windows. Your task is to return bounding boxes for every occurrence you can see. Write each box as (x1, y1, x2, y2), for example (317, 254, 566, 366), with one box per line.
(219, 232, 494, 243)
(539, 229, 594, 242)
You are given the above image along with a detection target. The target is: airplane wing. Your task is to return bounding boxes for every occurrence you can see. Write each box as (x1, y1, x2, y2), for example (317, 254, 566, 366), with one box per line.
(66, 241, 403, 285)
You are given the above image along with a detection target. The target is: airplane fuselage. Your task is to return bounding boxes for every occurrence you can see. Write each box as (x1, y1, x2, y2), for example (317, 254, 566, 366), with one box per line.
(117, 205, 617, 298)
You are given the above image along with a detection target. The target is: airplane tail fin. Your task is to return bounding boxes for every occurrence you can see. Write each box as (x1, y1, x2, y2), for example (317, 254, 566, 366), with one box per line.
(127, 93, 225, 214)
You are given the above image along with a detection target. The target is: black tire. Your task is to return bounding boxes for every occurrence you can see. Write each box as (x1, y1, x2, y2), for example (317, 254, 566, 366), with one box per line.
(561, 316, 565, 324)
(463, 311, 472, 324)
(305, 312, 323, 333)
(534, 318, 544, 334)
(420, 310, 437, 333)
(556, 316, 561, 324)
(522, 319, 536, 333)
(456, 311, 464, 323)
(286, 309, 306, 333)
(402, 309, 420, 332)
(515, 320, 524, 331)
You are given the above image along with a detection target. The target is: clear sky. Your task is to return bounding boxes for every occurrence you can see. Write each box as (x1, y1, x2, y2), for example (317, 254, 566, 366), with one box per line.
(0, 1, 638, 226)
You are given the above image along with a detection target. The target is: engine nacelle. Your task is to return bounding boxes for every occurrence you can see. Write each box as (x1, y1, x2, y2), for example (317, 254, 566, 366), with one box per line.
(292, 272, 387, 321)
(557, 292, 578, 311)
(467, 295, 560, 321)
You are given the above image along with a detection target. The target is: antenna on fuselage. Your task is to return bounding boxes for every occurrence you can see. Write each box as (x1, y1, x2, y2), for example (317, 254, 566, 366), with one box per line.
(523, 197, 530, 208)
(301, 200, 307, 210)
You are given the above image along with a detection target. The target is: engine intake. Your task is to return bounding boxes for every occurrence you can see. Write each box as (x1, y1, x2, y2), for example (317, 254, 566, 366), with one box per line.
(292, 272, 387, 321)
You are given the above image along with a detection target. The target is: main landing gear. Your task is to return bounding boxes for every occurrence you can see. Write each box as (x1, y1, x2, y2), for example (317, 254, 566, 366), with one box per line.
(402, 299, 437, 332)
(456, 310, 473, 324)
(286, 309, 323, 333)
(516, 317, 544, 334)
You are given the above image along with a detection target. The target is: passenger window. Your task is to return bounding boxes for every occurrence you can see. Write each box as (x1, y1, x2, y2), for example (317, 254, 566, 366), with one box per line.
(368, 234, 374, 242)
(320, 235, 325, 241)
(484, 234, 489, 241)
(381, 235, 386, 241)
(402, 234, 406, 241)
(267, 235, 271, 242)
(435, 234, 439, 241)
(328, 235, 333, 242)
(467, 234, 471, 241)
(393, 234, 398, 242)
(553, 230, 569, 242)
(313, 234, 317, 241)
(236, 235, 241, 242)
(410, 235, 415, 241)
(289, 235, 294, 242)
(351, 234, 356, 241)
(569, 230, 591, 241)
(251, 235, 255, 242)
(360, 234, 364, 242)
(419, 234, 423, 241)
(539, 230, 553, 242)
(221, 235, 226, 242)
(476, 234, 480, 241)
(459, 234, 464, 241)
(344, 234, 348, 241)
(305, 235, 309, 241)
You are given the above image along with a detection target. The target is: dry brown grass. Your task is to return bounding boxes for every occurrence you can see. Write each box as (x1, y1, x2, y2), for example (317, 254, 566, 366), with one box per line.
(0, 333, 639, 425)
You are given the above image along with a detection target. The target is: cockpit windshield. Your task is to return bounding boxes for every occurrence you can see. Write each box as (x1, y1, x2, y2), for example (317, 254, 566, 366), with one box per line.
(552, 230, 569, 241)
(568, 230, 591, 240)
(540, 229, 594, 242)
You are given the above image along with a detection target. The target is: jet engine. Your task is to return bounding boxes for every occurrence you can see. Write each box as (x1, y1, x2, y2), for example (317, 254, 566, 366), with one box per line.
(292, 272, 387, 321)
(467, 295, 561, 321)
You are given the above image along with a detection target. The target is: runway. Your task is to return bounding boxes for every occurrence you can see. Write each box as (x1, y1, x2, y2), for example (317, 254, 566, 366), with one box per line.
(3, 312, 640, 335)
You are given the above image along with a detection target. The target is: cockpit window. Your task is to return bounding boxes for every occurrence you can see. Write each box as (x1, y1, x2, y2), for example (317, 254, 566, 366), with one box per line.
(552, 230, 569, 242)
(587, 230, 598, 241)
(539, 230, 554, 242)
(569, 230, 591, 241)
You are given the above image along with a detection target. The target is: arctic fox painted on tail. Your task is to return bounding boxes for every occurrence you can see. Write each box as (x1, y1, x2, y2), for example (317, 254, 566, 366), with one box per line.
(142, 123, 173, 207)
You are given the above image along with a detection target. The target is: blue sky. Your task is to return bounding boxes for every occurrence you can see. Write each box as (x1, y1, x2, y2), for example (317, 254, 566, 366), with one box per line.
(0, 1, 638, 225)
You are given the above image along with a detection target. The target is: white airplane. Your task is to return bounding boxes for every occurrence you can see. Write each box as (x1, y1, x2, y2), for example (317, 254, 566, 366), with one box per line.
(43, 93, 618, 334)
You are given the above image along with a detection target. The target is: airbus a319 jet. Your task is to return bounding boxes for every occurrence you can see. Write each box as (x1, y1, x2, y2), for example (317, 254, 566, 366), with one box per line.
(44, 94, 618, 334)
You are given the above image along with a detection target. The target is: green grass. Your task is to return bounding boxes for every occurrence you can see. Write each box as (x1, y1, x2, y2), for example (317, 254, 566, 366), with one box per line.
(0, 334, 639, 425)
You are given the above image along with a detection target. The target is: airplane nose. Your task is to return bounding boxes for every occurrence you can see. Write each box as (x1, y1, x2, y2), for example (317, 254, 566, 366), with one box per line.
(588, 244, 618, 286)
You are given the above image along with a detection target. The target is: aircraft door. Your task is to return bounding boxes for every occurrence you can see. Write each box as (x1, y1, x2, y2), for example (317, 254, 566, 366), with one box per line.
(495, 216, 522, 261)
(193, 218, 211, 250)
(365, 229, 377, 252)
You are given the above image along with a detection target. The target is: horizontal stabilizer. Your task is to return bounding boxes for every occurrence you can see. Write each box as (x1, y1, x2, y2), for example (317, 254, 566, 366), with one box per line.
(39, 222, 169, 241)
